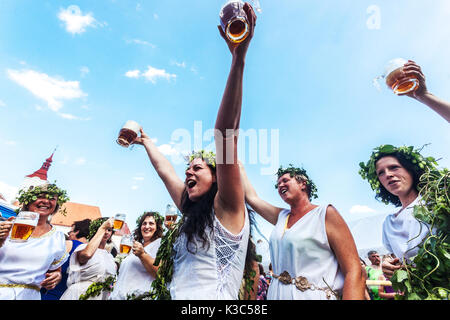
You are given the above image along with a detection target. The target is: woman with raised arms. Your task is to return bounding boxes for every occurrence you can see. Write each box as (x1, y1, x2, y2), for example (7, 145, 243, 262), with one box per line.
(132, 2, 257, 300)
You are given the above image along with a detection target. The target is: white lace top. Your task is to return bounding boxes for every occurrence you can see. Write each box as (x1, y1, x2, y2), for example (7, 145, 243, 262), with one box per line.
(169, 208, 249, 300)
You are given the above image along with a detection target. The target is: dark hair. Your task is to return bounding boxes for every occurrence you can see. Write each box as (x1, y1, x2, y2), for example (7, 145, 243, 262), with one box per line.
(180, 172, 218, 254)
(375, 152, 424, 207)
(133, 212, 164, 243)
(367, 250, 378, 257)
(72, 219, 91, 239)
(258, 263, 265, 277)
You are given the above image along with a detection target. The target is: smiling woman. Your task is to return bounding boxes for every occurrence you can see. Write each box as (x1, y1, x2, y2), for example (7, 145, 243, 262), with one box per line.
(109, 211, 163, 300)
(0, 182, 70, 300)
(359, 144, 440, 272)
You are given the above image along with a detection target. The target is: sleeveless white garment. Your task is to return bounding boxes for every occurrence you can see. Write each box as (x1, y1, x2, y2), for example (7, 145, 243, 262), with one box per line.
(382, 196, 430, 262)
(267, 205, 345, 300)
(60, 243, 117, 300)
(0, 226, 68, 300)
(169, 208, 249, 300)
(109, 238, 161, 300)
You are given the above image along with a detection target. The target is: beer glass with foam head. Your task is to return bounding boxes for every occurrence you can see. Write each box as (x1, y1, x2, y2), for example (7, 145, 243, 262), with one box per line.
(219, 0, 261, 44)
(374, 58, 419, 95)
(164, 204, 180, 229)
(113, 213, 126, 231)
(117, 120, 141, 148)
(10, 211, 39, 242)
(120, 234, 134, 255)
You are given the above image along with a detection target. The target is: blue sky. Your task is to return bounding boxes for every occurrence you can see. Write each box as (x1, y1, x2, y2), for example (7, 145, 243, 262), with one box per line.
(0, 0, 449, 250)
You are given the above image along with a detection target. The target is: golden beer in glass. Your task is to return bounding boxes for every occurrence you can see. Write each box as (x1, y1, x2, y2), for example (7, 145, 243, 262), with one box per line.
(120, 234, 133, 255)
(220, 1, 249, 43)
(164, 204, 179, 229)
(10, 211, 39, 242)
(376, 58, 419, 95)
(113, 213, 126, 231)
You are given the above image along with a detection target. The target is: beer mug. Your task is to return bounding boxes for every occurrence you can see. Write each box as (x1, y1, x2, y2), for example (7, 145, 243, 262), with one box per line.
(219, 0, 261, 44)
(113, 213, 126, 231)
(9, 211, 39, 242)
(117, 120, 141, 148)
(374, 58, 419, 95)
(120, 234, 134, 255)
(164, 204, 180, 229)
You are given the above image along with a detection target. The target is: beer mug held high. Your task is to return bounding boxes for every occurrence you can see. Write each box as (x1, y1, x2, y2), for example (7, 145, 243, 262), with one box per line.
(117, 120, 141, 148)
(374, 58, 419, 95)
(219, 0, 261, 44)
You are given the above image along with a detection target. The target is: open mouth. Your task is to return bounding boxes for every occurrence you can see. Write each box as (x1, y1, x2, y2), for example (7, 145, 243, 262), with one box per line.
(280, 187, 288, 195)
(388, 180, 400, 186)
(186, 179, 197, 189)
(37, 204, 51, 210)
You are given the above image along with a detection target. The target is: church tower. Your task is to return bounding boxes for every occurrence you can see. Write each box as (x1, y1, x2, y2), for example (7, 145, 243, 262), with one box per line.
(17, 148, 56, 194)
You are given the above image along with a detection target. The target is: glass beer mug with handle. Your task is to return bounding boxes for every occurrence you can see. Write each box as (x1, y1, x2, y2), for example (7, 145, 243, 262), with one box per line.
(117, 120, 141, 148)
(9, 211, 39, 242)
(219, 0, 261, 44)
(164, 204, 180, 230)
(374, 58, 419, 95)
(120, 234, 134, 255)
(113, 213, 126, 231)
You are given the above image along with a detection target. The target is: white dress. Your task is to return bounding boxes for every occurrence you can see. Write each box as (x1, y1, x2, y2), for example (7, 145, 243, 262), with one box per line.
(169, 209, 250, 300)
(382, 196, 430, 262)
(267, 205, 345, 300)
(0, 226, 68, 300)
(109, 238, 161, 300)
(60, 243, 117, 300)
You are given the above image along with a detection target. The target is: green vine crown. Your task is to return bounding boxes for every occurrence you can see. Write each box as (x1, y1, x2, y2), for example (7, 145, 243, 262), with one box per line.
(17, 182, 69, 214)
(135, 211, 164, 227)
(275, 164, 318, 200)
(359, 144, 439, 203)
(185, 150, 216, 169)
(88, 217, 109, 240)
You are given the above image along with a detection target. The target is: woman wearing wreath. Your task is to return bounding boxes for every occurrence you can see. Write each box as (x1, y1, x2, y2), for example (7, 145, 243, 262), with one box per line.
(60, 217, 117, 300)
(109, 211, 163, 300)
(131, 3, 257, 300)
(0, 182, 70, 299)
(359, 144, 440, 277)
(239, 164, 364, 300)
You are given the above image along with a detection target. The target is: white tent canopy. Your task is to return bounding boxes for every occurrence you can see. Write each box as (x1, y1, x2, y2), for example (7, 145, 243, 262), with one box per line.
(348, 213, 391, 262)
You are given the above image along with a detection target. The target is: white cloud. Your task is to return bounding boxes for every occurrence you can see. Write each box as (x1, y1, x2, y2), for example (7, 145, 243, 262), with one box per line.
(4, 140, 17, 146)
(57, 112, 91, 121)
(58, 5, 105, 35)
(80, 66, 90, 77)
(171, 60, 186, 68)
(142, 66, 176, 84)
(133, 177, 145, 181)
(349, 205, 377, 214)
(0, 100, 5, 107)
(126, 39, 156, 48)
(7, 69, 87, 112)
(125, 66, 176, 84)
(125, 70, 141, 78)
(0, 181, 19, 204)
(157, 144, 179, 156)
(74, 157, 87, 165)
(131, 185, 139, 190)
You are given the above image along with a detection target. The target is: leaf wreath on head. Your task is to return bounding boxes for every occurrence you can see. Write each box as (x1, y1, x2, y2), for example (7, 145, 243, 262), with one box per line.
(88, 217, 109, 240)
(275, 164, 318, 200)
(185, 150, 216, 169)
(359, 144, 439, 205)
(17, 181, 70, 216)
(135, 211, 164, 227)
